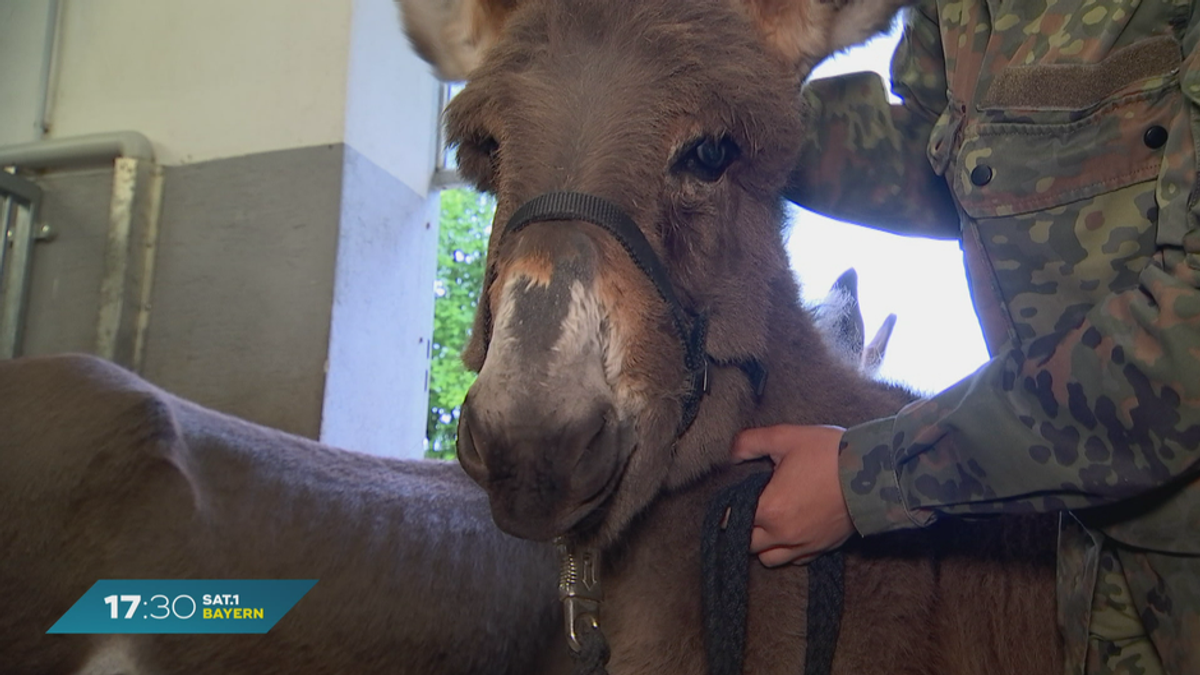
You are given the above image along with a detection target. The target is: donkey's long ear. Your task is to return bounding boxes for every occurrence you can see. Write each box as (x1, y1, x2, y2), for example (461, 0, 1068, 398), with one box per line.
(736, 0, 912, 70)
(396, 0, 519, 80)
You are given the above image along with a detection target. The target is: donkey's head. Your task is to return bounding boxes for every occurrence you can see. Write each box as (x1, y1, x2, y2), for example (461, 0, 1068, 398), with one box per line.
(398, 0, 908, 544)
(814, 268, 898, 376)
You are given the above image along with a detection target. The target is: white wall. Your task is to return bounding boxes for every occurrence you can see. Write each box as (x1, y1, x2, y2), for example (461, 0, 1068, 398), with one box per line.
(346, 0, 440, 196)
(42, 0, 440, 195)
(48, 0, 353, 167)
(0, 1, 56, 146)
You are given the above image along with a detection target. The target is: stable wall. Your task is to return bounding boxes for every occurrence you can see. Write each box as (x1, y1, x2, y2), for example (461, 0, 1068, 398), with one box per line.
(0, 1, 56, 146)
(48, 1, 351, 167)
(2, 0, 442, 458)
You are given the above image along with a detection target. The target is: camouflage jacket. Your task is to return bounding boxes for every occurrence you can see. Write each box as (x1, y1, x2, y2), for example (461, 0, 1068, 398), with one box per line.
(789, 1, 1200, 672)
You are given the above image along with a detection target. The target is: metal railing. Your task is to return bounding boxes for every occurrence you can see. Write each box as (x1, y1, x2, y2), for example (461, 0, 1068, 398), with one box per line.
(0, 131, 161, 367)
(0, 172, 44, 359)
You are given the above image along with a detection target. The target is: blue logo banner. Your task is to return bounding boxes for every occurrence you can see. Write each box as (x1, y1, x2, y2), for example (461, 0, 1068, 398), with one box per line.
(47, 579, 317, 634)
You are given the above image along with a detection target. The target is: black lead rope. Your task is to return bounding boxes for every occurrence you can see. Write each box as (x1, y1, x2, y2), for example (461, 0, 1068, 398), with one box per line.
(702, 471, 772, 675)
(569, 630, 611, 675)
(802, 553, 845, 675)
(702, 471, 845, 675)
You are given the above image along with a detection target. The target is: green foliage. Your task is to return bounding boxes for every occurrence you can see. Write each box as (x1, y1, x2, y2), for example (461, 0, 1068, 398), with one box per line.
(426, 188, 494, 459)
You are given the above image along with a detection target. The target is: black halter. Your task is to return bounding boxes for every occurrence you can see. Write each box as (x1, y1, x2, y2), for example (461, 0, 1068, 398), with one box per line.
(492, 191, 767, 434)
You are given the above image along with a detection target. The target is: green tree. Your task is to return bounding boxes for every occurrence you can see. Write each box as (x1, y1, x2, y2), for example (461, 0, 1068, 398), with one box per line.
(427, 188, 494, 459)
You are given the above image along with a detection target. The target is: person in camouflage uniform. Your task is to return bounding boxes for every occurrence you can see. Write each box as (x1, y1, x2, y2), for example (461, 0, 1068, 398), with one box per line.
(732, 1, 1200, 673)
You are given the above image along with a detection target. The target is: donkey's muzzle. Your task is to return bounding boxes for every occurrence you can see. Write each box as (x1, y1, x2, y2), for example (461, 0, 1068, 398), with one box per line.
(457, 392, 628, 541)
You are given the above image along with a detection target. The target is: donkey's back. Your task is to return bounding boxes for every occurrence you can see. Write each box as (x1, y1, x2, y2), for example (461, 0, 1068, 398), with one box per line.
(0, 354, 568, 675)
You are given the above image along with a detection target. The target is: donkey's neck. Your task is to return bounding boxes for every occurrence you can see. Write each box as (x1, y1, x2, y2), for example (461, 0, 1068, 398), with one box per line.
(667, 265, 902, 493)
(751, 270, 906, 429)
(599, 269, 908, 674)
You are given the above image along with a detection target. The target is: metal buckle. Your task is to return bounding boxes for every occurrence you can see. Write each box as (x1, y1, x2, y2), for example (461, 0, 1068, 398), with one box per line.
(555, 537, 603, 654)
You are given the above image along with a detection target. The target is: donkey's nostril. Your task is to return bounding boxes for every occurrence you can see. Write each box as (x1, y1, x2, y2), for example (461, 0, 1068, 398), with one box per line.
(456, 403, 488, 483)
(570, 406, 625, 505)
(572, 411, 608, 468)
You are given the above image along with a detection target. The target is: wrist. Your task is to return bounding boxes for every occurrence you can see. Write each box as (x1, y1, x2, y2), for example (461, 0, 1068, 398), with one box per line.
(838, 419, 918, 536)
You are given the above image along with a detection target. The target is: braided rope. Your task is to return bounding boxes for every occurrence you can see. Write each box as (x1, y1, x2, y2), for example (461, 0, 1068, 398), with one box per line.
(701, 470, 845, 675)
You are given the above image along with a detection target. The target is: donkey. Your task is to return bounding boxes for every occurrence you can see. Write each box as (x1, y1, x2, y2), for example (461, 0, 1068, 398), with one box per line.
(397, 0, 1063, 673)
(813, 269, 897, 376)
(0, 354, 569, 675)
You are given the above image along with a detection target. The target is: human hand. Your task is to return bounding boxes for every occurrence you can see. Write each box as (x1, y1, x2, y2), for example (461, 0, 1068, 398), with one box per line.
(731, 425, 854, 567)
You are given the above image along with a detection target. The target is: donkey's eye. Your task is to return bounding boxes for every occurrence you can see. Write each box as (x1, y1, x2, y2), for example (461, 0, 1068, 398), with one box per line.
(676, 135, 740, 182)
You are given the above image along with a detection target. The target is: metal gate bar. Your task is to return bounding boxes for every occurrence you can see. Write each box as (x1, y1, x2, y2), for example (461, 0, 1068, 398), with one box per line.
(0, 132, 160, 369)
(0, 171, 43, 359)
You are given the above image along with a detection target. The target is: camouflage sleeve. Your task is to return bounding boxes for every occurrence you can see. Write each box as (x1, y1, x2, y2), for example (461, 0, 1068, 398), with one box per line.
(784, 2, 960, 238)
(838, 248, 1200, 552)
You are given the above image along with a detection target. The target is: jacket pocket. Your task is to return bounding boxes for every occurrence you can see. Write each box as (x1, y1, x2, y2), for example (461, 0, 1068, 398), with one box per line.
(948, 37, 1182, 352)
(955, 36, 1182, 219)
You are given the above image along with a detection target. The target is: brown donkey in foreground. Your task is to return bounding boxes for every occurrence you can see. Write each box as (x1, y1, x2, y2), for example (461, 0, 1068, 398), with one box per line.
(398, 0, 1063, 672)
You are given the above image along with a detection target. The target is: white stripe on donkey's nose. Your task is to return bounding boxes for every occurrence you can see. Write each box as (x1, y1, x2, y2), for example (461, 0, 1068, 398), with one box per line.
(482, 271, 637, 417)
(488, 274, 610, 369)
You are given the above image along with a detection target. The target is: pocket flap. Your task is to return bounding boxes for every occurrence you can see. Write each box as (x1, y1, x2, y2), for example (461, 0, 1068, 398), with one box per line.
(955, 86, 1179, 219)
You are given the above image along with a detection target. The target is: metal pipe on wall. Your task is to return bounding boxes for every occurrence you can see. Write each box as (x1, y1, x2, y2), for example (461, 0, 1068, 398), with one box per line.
(0, 172, 44, 359)
(35, 0, 62, 139)
(0, 131, 154, 170)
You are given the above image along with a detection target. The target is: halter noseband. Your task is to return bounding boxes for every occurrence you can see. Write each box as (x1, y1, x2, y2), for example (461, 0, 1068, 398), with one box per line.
(489, 190, 766, 435)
